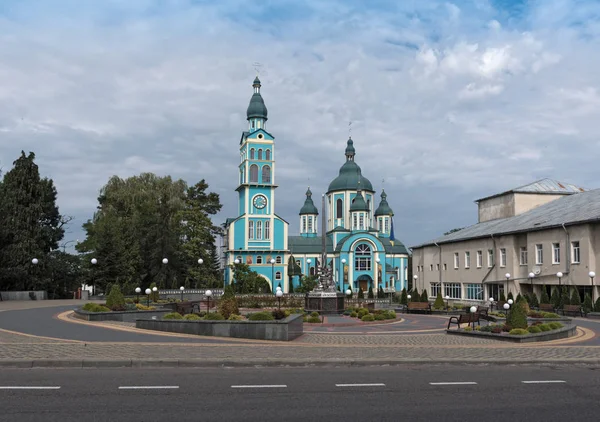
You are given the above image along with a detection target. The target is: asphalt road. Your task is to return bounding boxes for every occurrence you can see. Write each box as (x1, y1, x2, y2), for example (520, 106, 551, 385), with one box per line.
(0, 365, 599, 422)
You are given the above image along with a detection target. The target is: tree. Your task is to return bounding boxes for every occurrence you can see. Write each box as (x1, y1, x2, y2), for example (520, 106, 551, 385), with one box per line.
(433, 291, 445, 310)
(377, 286, 385, 299)
(399, 288, 408, 305)
(559, 286, 570, 308)
(295, 275, 318, 293)
(287, 256, 302, 293)
(540, 286, 550, 304)
(571, 289, 581, 306)
(529, 292, 539, 308)
(551, 288, 560, 308)
(358, 288, 364, 299)
(0, 151, 66, 292)
(594, 297, 600, 312)
(420, 289, 429, 302)
(367, 286, 374, 299)
(106, 284, 126, 311)
(583, 293, 593, 314)
(507, 300, 527, 329)
(499, 291, 506, 302)
(507, 291, 514, 301)
(231, 263, 271, 293)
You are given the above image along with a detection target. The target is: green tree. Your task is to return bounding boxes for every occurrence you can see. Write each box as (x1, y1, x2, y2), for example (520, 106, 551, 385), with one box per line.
(507, 300, 528, 329)
(540, 287, 550, 304)
(551, 288, 560, 308)
(559, 286, 570, 308)
(0, 151, 66, 291)
(420, 289, 429, 302)
(570, 289, 581, 306)
(106, 284, 126, 311)
(231, 263, 271, 293)
(529, 292, 539, 308)
(411, 288, 419, 300)
(583, 293, 593, 314)
(287, 256, 302, 293)
(295, 275, 318, 293)
(399, 288, 408, 305)
(594, 297, 600, 312)
(507, 291, 514, 301)
(367, 286, 374, 299)
(358, 288, 364, 299)
(499, 291, 506, 302)
(377, 286, 385, 299)
(433, 291, 445, 310)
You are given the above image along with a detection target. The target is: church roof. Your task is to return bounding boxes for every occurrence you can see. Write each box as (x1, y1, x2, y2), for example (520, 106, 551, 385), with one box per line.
(299, 187, 319, 215)
(246, 77, 268, 120)
(350, 190, 369, 211)
(374, 190, 394, 216)
(327, 139, 373, 192)
(288, 236, 334, 254)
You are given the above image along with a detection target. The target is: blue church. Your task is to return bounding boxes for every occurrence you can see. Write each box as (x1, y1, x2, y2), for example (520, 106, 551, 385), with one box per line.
(223, 77, 409, 294)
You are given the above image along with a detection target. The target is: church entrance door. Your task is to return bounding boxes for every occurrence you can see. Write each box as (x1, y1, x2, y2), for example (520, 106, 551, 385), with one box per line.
(356, 274, 372, 292)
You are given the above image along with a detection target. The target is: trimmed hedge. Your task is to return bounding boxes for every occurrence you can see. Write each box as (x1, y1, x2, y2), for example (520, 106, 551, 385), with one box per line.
(81, 303, 110, 313)
(248, 312, 275, 321)
(163, 312, 183, 320)
(183, 314, 201, 321)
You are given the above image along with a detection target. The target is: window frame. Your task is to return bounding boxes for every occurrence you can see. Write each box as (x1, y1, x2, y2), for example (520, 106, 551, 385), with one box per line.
(500, 248, 506, 267)
(248, 221, 254, 239)
(465, 251, 471, 269)
(265, 220, 270, 240)
(487, 249, 494, 268)
(249, 164, 258, 183)
(354, 244, 372, 271)
(336, 199, 343, 219)
(571, 241, 581, 264)
(552, 242, 560, 264)
(261, 165, 271, 183)
(256, 256, 263, 264)
(535, 244, 543, 265)
(519, 247, 528, 266)
(444, 283, 462, 299)
(476, 250, 482, 268)
(453, 252, 459, 269)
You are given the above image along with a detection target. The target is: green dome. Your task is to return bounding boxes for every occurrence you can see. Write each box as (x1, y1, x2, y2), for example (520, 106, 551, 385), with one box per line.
(350, 191, 369, 212)
(299, 187, 319, 215)
(247, 77, 268, 120)
(327, 138, 373, 192)
(374, 189, 394, 216)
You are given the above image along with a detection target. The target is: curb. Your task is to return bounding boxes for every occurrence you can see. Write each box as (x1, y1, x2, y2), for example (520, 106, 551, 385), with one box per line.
(1, 358, 600, 368)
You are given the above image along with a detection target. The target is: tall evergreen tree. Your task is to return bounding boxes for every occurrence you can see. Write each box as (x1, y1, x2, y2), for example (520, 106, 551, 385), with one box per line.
(0, 151, 65, 291)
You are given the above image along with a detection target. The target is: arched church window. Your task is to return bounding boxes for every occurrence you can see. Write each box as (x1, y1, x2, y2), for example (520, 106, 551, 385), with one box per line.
(265, 150, 271, 160)
(250, 149, 255, 159)
(336, 199, 343, 219)
(258, 149, 263, 160)
(256, 256, 263, 264)
(256, 221, 263, 240)
(276, 256, 282, 264)
(262, 165, 271, 183)
(250, 165, 258, 183)
(309, 267, 315, 276)
(275, 271, 282, 280)
(354, 244, 372, 271)
(265, 221, 270, 239)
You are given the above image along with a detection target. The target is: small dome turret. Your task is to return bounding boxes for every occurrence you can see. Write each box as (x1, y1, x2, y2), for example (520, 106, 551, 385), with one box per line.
(246, 77, 268, 120)
(327, 138, 373, 192)
(374, 190, 394, 216)
(299, 187, 319, 215)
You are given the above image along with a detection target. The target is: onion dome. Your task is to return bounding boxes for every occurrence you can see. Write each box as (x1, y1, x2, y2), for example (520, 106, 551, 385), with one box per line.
(327, 138, 373, 192)
(246, 77, 268, 120)
(299, 187, 319, 215)
(374, 190, 394, 216)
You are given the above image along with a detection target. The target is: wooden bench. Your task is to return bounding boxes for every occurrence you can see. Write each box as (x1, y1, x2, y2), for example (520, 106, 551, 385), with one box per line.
(562, 304, 584, 317)
(407, 302, 431, 314)
(447, 313, 480, 329)
(539, 303, 554, 313)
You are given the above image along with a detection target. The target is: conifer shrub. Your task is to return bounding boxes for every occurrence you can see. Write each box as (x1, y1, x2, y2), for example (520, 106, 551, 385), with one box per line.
(377, 286, 385, 299)
(506, 300, 528, 329)
(507, 292, 514, 301)
(420, 289, 429, 302)
(559, 287, 570, 308)
(361, 314, 375, 322)
(595, 297, 600, 312)
(571, 289, 582, 306)
(540, 287, 550, 304)
(163, 312, 183, 320)
(433, 291, 445, 310)
(149, 282, 159, 302)
(248, 312, 275, 321)
(358, 288, 364, 299)
(529, 292, 539, 308)
(183, 314, 201, 321)
(204, 312, 225, 320)
(509, 328, 528, 335)
(527, 326, 541, 334)
(106, 284, 126, 311)
(218, 298, 239, 320)
(500, 291, 506, 302)
(367, 286, 374, 299)
(583, 293, 593, 314)
(400, 288, 408, 305)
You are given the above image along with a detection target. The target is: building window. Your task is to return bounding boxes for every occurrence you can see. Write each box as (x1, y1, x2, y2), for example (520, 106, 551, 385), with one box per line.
(436, 263, 439, 271)
(520, 247, 528, 266)
(572, 241, 580, 263)
(431, 282, 441, 298)
(354, 244, 372, 271)
(454, 253, 459, 269)
(256, 221, 262, 240)
(256, 256, 263, 264)
(265, 221, 270, 240)
(500, 248, 506, 267)
(309, 266, 315, 276)
(302, 216, 306, 232)
(429, 264, 433, 271)
(353, 213, 357, 229)
(276, 256, 282, 264)
(248, 221, 254, 239)
(262, 165, 271, 183)
(336, 198, 343, 219)
(275, 271, 282, 280)
(536, 244, 543, 265)
(552, 243, 560, 264)
(476, 250, 482, 268)
(236, 255, 242, 263)
(465, 252, 471, 269)
(487, 249, 494, 267)
(250, 148, 255, 159)
(249, 164, 258, 183)
(384, 218, 389, 233)
(444, 283, 461, 299)
(359, 214, 364, 230)
(466, 283, 482, 300)
(377, 218, 382, 231)
(265, 150, 271, 160)
(258, 149, 263, 160)
(307, 216, 313, 232)
(443, 263, 447, 271)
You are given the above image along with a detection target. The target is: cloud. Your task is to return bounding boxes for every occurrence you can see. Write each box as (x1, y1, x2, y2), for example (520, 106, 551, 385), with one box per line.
(1, 0, 600, 249)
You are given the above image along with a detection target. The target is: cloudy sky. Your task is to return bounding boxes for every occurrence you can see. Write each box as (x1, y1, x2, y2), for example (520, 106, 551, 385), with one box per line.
(1, 0, 599, 251)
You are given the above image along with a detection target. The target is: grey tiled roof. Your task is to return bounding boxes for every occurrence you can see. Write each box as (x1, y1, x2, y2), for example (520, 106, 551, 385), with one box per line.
(288, 236, 334, 254)
(413, 188, 600, 249)
(476, 178, 586, 202)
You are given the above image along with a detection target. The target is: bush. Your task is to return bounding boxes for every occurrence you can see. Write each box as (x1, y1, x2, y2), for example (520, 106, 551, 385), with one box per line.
(543, 312, 560, 318)
(464, 327, 472, 332)
(384, 310, 397, 319)
(135, 303, 155, 311)
(125, 303, 137, 311)
(125, 298, 134, 304)
(219, 298, 240, 320)
(538, 324, 551, 332)
(433, 291, 445, 310)
(358, 288, 364, 299)
(310, 311, 320, 318)
(509, 328, 528, 335)
(507, 292, 514, 301)
(559, 287, 570, 308)
(548, 322, 563, 330)
(357, 308, 369, 317)
(377, 286, 385, 299)
(106, 284, 126, 311)
(527, 326, 541, 334)
(367, 286, 374, 299)
(492, 326, 503, 334)
(479, 325, 494, 332)
(420, 289, 429, 302)
(272, 309, 286, 320)
(307, 316, 321, 323)
(183, 314, 201, 321)
(82, 303, 110, 313)
(400, 288, 408, 305)
(343, 309, 353, 316)
(350, 311, 358, 318)
(163, 312, 183, 320)
(248, 312, 275, 321)
(499, 291, 506, 302)
(361, 314, 375, 322)
(540, 287, 550, 304)
(228, 314, 244, 321)
(374, 313, 386, 321)
(507, 300, 528, 329)
(204, 312, 225, 320)
(529, 293, 539, 308)
(571, 289, 582, 306)
(583, 293, 594, 314)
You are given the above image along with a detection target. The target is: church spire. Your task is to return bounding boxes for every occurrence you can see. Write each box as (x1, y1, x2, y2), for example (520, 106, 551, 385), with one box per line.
(345, 138, 355, 162)
(247, 76, 268, 132)
(299, 187, 318, 238)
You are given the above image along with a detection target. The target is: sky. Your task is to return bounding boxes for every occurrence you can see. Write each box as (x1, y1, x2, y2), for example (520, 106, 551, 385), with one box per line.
(1, 0, 600, 252)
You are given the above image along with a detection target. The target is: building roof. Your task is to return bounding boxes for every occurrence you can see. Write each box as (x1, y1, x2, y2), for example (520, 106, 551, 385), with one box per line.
(299, 187, 319, 215)
(475, 178, 586, 202)
(247, 77, 268, 120)
(350, 190, 369, 211)
(289, 236, 334, 254)
(374, 189, 394, 216)
(327, 139, 373, 192)
(413, 188, 600, 249)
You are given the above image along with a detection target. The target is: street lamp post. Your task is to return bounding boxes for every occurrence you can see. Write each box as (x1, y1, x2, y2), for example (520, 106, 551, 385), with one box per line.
(556, 271, 563, 288)
(413, 274, 418, 291)
(407, 294, 412, 302)
(341, 258, 347, 290)
(232, 259, 240, 290)
(469, 305, 478, 329)
(307, 259, 312, 277)
(445, 295, 450, 311)
(135, 287, 141, 303)
(346, 288, 352, 299)
(152, 286, 158, 304)
(503, 302, 510, 316)
(31, 258, 39, 292)
(205, 290, 213, 313)
(270, 258, 276, 290)
(505, 273, 511, 298)
(91, 258, 98, 296)
(488, 297, 494, 312)
(589, 271, 596, 303)
(528, 272, 535, 293)
(197, 258, 204, 288)
(145, 288, 151, 307)
(276, 288, 283, 310)
(179, 286, 185, 302)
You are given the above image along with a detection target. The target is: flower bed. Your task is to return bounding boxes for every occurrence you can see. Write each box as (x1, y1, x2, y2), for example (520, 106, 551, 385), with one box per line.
(446, 321, 577, 343)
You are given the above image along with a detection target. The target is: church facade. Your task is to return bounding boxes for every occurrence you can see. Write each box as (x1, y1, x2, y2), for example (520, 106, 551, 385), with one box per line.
(223, 78, 409, 293)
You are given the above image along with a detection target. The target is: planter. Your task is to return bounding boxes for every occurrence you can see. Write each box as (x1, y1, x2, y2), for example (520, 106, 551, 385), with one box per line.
(136, 313, 303, 341)
(487, 315, 572, 323)
(446, 324, 576, 343)
(73, 308, 172, 322)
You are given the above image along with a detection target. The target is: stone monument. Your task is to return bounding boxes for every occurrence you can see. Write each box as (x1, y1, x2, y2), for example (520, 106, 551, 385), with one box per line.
(304, 194, 345, 314)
